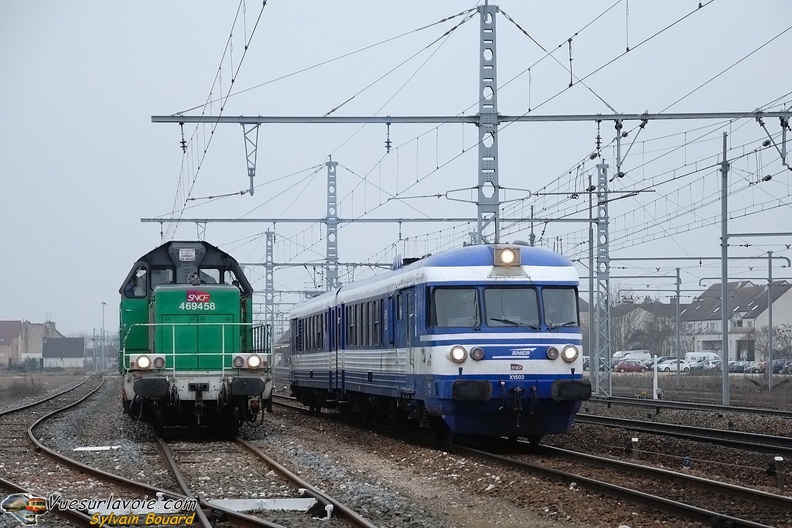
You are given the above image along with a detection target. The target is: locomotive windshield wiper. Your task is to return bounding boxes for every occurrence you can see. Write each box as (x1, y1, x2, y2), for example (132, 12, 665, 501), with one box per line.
(547, 321, 578, 330)
(491, 317, 539, 331)
(491, 317, 520, 326)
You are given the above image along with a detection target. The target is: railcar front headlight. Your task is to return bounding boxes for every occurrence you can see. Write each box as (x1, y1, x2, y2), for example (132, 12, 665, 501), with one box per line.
(561, 345, 579, 363)
(136, 355, 151, 369)
(449, 345, 467, 363)
(152, 356, 166, 369)
(470, 347, 485, 361)
(247, 354, 262, 368)
(546, 347, 560, 360)
(233, 355, 245, 368)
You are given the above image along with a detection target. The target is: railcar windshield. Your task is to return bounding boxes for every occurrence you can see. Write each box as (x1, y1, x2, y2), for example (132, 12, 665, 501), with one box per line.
(430, 287, 480, 328)
(484, 287, 539, 328)
(542, 287, 579, 328)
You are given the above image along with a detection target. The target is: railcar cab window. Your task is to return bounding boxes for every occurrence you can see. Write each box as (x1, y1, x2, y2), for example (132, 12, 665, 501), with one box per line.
(484, 287, 539, 328)
(542, 287, 579, 328)
(430, 287, 480, 328)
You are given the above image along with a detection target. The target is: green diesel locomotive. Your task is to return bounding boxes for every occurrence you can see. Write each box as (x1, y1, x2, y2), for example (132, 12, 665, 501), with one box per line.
(118, 240, 273, 431)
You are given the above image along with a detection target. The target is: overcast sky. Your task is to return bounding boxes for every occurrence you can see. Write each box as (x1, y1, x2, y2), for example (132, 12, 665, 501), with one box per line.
(2, 1, 791, 337)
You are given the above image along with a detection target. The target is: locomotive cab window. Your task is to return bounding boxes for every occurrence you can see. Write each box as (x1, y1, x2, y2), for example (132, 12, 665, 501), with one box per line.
(197, 269, 220, 284)
(150, 268, 174, 288)
(484, 287, 539, 328)
(542, 287, 579, 328)
(430, 287, 480, 328)
(124, 267, 148, 298)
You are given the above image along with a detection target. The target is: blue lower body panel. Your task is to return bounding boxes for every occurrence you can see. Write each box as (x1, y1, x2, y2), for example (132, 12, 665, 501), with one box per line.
(423, 376, 591, 436)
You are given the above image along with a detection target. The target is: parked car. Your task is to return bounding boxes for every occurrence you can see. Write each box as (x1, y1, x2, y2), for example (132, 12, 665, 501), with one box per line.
(702, 359, 722, 370)
(690, 358, 722, 371)
(770, 359, 787, 374)
(644, 356, 674, 369)
(583, 357, 610, 371)
(657, 359, 691, 372)
(729, 360, 745, 373)
(744, 361, 763, 373)
(613, 359, 648, 373)
(783, 360, 792, 375)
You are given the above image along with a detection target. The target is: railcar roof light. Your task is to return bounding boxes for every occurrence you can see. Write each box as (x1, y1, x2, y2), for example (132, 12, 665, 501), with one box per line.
(494, 247, 520, 266)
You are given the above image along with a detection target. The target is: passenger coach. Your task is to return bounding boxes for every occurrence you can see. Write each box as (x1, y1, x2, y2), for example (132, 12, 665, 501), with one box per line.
(288, 243, 591, 440)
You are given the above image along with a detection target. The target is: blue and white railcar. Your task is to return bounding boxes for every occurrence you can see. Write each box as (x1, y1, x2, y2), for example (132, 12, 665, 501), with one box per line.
(288, 243, 591, 439)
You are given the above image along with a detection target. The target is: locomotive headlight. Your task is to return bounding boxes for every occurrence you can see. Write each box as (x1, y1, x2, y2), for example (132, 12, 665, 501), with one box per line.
(232, 355, 245, 368)
(247, 354, 262, 368)
(546, 347, 560, 360)
(494, 247, 520, 266)
(152, 356, 166, 369)
(470, 347, 485, 361)
(561, 345, 579, 362)
(449, 345, 467, 363)
(136, 355, 151, 369)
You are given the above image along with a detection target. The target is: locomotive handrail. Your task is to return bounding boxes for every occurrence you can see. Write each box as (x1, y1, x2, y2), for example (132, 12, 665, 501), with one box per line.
(121, 321, 272, 376)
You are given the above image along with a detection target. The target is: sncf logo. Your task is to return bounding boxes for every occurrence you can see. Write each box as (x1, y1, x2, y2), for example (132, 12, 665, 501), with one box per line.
(187, 290, 210, 302)
(510, 364, 523, 371)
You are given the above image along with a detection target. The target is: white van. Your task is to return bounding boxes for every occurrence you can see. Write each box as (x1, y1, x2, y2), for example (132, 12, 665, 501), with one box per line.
(613, 350, 651, 362)
(685, 351, 720, 364)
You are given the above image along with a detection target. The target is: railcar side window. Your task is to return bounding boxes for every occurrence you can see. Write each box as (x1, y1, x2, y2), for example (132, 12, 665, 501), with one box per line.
(484, 287, 539, 328)
(542, 287, 579, 328)
(431, 288, 480, 328)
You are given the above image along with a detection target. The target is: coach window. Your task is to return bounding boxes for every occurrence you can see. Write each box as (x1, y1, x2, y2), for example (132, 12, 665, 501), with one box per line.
(356, 303, 363, 347)
(366, 301, 372, 346)
(349, 305, 355, 347)
(396, 293, 403, 321)
(484, 287, 539, 328)
(542, 287, 579, 328)
(372, 300, 381, 346)
(431, 287, 480, 328)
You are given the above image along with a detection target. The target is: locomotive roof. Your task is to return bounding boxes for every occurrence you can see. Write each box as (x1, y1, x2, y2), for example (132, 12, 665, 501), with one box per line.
(135, 240, 237, 268)
(121, 240, 253, 297)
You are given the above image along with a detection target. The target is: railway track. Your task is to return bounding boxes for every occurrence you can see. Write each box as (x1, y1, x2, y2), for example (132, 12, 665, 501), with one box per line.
(154, 433, 379, 527)
(574, 414, 792, 457)
(0, 374, 201, 527)
(275, 393, 792, 526)
(590, 394, 792, 418)
(453, 440, 792, 528)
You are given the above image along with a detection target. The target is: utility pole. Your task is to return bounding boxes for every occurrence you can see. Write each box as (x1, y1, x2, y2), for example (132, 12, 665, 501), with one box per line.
(720, 132, 730, 406)
(101, 301, 107, 371)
